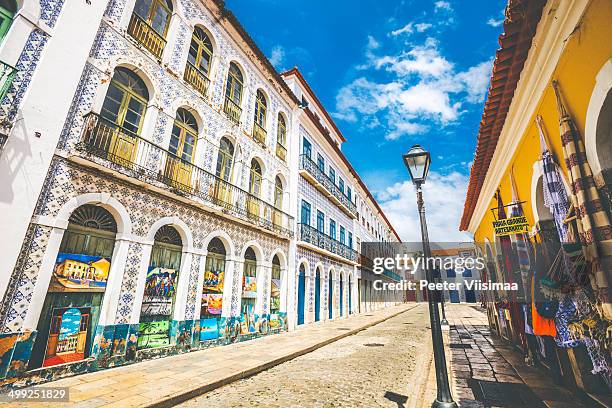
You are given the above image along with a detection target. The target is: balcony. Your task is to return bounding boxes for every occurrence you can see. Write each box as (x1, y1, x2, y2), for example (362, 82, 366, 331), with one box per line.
(184, 62, 210, 97)
(299, 223, 358, 263)
(276, 143, 287, 162)
(127, 13, 167, 60)
(359, 253, 401, 281)
(77, 113, 294, 237)
(223, 97, 242, 125)
(252, 122, 267, 145)
(299, 155, 357, 218)
(0, 60, 16, 102)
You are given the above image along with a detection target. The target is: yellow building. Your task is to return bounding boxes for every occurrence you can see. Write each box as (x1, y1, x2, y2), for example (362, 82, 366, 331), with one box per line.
(461, 0, 612, 400)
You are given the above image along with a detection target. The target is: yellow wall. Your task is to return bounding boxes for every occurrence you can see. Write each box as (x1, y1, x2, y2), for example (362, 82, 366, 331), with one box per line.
(472, 0, 612, 248)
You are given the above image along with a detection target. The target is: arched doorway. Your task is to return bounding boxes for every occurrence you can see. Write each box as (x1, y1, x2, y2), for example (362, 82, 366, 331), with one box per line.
(30, 204, 117, 369)
(297, 264, 306, 325)
(314, 267, 321, 322)
(200, 237, 226, 341)
(241, 247, 258, 334)
(328, 271, 333, 320)
(270, 255, 282, 329)
(138, 225, 182, 349)
(348, 275, 352, 314)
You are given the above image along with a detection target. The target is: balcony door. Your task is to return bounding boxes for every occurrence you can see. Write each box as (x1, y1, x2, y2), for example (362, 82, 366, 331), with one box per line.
(165, 108, 198, 191)
(213, 137, 234, 205)
(247, 159, 262, 219)
(273, 176, 283, 227)
(100, 67, 149, 167)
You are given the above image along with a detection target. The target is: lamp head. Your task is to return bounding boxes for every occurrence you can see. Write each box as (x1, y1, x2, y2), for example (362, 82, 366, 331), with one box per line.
(402, 144, 431, 185)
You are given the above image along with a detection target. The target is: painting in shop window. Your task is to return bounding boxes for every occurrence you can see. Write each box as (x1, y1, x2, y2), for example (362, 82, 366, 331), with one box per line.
(138, 225, 182, 349)
(240, 247, 258, 335)
(36, 204, 118, 369)
(200, 238, 226, 341)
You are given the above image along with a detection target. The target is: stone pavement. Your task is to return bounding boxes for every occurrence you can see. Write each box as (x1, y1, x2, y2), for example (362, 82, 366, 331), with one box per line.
(0, 303, 417, 408)
(440, 304, 589, 408)
(178, 303, 432, 407)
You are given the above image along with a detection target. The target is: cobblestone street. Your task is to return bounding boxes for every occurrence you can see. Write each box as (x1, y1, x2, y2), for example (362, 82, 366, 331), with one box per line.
(179, 304, 433, 407)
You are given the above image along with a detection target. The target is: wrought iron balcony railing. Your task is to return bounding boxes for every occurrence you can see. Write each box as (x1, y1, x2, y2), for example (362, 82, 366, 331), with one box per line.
(223, 97, 242, 125)
(184, 62, 210, 97)
(276, 143, 287, 162)
(299, 154, 357, 217)
(128, 13, 167, 60)
(77, 112, 294, 237)
(299, 223, 358, 262)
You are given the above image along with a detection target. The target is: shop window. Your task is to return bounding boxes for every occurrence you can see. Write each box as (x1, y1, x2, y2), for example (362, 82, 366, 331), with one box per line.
(241, 247, 258, 334)
(30, 205, 118, 369)
(138, 225, 183, 350)
(270, 255, 282, 329)
(200, 237, 226, 341)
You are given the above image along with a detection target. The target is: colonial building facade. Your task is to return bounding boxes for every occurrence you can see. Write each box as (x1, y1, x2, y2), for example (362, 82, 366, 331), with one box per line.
(0, 0, 402, 385)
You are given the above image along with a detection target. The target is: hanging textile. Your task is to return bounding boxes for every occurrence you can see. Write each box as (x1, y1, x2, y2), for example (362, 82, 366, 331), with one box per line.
(537, 115, 570, 242)
(531, 275, 557, 337)
(510, 170, 531, 299)
(553, 81, 612, 318)
(497, 190, 526, 348)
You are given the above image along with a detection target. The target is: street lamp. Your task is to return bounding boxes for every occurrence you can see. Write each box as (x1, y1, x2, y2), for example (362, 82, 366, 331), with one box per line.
(403, 144, 457, 408)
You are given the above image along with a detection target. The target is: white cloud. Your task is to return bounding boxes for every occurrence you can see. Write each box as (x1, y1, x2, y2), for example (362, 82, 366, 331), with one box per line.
(390, 23, 413, 36)
(415, 23, 433, 32)
(434, 1, 452, 11)
(334, 37, 491, 140)
(269, 45, 285, 69)
(377, 171, 471, 242)
(456, 58, 493, 103)
(487, 17, 504, 27)
(367, 35, 380, 50)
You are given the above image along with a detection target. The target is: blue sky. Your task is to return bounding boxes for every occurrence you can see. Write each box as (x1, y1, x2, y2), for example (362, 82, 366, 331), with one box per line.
(227, 0, 507, 241)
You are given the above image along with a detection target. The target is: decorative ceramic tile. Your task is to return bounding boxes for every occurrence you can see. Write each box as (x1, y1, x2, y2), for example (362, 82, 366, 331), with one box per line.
(115, 242, 144, 324)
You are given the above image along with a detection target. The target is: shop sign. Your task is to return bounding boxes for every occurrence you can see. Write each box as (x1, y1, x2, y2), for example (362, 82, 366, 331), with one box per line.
(493, 216, 529, 236)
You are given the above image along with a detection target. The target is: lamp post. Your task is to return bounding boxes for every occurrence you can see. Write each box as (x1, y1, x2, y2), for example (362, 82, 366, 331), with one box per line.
(403, 145, 457, 408)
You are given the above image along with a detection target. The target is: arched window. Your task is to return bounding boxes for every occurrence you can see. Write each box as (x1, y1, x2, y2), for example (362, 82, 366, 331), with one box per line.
(31, 205, 118, 369)
(270, 255, 281, 328)
(272, 176, 283, 227)
(247, 159, 262, 218)
(224, 62, 243, 124)
(94, 67, 150, 166)
(241, 247, 258, 334)
(252, 90, 267, 144)
(138, 225, 182, 350)
(185, 27, 213, 96)
(0, 1, 17, 43)
(249, 159, 262, 197)
(200, 237, 226, 341)
(276, 113, 287, 161)
(167, 108, 197, 192)
(213, 137, 234, 204)
(130, 0, 173, 59)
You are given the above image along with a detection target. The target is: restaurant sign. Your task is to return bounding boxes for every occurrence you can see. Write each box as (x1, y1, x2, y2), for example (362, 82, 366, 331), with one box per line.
(493, 216, 529, 236)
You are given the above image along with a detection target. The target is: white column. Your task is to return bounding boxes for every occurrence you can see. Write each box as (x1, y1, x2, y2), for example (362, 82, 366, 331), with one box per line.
(22, 223, 66, 331)
(222, 258, 239, 318)
(97, 236, 131, 326)
(128, 241, 153, 325)
(172, 250, 193, 323)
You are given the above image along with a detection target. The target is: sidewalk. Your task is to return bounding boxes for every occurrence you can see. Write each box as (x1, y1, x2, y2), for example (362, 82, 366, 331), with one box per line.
(429, 304, 590, 408)
(2, 304, 416, 408)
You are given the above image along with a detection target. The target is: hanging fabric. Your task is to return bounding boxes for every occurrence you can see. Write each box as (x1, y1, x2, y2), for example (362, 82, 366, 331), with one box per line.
(552, 80, 612, 318)
(497, 190, 527, 348)
(531, 275, 557, 337)
(510, 170, 531, 300)
(537, 115, 570, 242)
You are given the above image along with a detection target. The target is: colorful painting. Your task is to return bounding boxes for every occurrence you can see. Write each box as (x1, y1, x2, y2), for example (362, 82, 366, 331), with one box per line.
(202, 268, 224, 293)
(199, 317, 220, 341)
(242, 276, 257, 298)
(270, 278, 281, 311)
(49, 253, 110, 292)
(137, 320, 170, 349)
(202, 294, 222, 315)
(240, 301, 256, 334)
(140, 267, 177, 317)
(43, 307, 90, 367)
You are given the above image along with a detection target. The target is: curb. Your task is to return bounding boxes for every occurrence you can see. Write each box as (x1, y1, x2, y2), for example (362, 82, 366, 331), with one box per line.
(147, 304, 421, 408)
